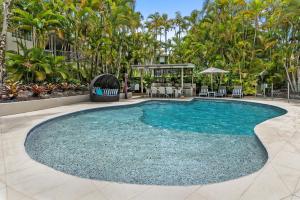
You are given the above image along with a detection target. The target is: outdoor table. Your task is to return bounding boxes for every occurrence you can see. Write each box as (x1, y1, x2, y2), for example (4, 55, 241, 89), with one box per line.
(208, 91, 216, 97)
(183, 88, 193, 97)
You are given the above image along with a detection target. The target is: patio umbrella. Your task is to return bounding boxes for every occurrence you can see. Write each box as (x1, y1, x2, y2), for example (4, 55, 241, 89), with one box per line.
(200, 67, 229, 91)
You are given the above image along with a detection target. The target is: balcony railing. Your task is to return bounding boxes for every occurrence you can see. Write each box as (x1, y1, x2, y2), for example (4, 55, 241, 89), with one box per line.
(11, 31, 33, 41)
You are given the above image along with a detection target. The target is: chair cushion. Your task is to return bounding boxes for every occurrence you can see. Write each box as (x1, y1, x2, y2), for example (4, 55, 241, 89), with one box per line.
(96, 88, 103, 96)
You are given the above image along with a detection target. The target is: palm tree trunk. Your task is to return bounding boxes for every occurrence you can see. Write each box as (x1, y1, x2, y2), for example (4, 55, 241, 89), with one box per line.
(296, 51, 300, 92)
(297, 67, 300, 92)
(164, 29, 167, 55)
(253, 16, 258, 46)
(116, 44, 123, 78)
(0, 0, 11, 85)
(284, 61, 295, 92)
(239, 63, 242, 84)
(75, 46, 81, 81)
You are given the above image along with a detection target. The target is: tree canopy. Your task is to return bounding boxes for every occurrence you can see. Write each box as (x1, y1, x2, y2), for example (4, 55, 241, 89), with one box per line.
(2, 0, 300, 94)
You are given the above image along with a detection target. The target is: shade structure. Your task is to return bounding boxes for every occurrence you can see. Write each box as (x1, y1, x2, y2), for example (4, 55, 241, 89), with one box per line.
(131, 64, 195, 92)
(200, 67, 229, 74)
(200, 67, 229, 91)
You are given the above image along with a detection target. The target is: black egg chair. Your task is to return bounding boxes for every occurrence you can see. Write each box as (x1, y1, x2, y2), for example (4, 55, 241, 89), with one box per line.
(90, 74, 120, 102)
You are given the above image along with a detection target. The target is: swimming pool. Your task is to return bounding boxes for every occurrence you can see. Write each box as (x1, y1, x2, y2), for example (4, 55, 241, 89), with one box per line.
(25, 100, 286, 185)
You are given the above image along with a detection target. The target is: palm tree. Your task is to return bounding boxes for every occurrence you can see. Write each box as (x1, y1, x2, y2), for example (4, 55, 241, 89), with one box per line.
(186, 10, 200, 29)
(161, 13, 171, 56)
(11, 1, 64, 49)
(173, 11, 188, 40)
(273, 0, 300, 92)
(146, 12, 162, 64)
(0, 0, 11, 85)
(147, 12, 161, 41)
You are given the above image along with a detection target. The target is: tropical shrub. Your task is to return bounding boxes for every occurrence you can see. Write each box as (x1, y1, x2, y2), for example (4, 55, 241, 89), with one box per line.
(6, 44, 69, 83)
(143, 73, 155, 88)
(45, 83, 57, 94)
(3, 80, 20, 99)
(31, 85, 46, 97)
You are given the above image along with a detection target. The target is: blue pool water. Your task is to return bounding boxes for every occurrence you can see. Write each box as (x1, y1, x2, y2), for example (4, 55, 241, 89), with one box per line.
(25, 100, 286, 185)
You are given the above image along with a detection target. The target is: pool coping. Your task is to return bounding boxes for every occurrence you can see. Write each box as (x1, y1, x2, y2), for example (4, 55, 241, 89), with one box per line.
(1, 98, 300, 200)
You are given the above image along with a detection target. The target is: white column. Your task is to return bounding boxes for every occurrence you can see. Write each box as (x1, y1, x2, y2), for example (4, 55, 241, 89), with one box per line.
(181, 67, 184, 90)
(210, 74, 213, 91)
(271, 83, 274, 99)
(140, 69, 144, 94)
(192, 69, 194, 85)
(288, 82, 290, 102)
(192, 69, 194, 96)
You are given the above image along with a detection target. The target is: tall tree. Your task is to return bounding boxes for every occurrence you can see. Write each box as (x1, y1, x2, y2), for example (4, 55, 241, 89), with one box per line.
(0, 0, 11, 84)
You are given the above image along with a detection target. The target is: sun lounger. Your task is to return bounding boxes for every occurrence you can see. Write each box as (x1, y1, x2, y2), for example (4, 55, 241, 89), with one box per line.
(199, 86, 209, 97)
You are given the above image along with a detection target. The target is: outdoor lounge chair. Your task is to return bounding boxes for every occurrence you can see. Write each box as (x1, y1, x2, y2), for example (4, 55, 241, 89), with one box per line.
(216, 86, 227, 97)
(90, 74, 120, 102)
(151, 87, 158, 98)
(232, 86, 243, 98)
(166, 87, 174, 98)
(199, 86, 209, 97)
(158, 87, 166, 98)
(134, 84, 139, 92)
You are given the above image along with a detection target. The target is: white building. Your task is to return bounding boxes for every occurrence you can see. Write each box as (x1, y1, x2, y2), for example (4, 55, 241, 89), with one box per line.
(6, 31, 33, 51)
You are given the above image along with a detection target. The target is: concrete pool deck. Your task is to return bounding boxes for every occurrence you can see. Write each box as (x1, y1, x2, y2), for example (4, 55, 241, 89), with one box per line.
(0, 98, 300, 200)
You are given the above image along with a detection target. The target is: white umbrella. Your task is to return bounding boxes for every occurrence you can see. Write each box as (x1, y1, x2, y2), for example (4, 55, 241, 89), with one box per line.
(200, 67, 229, 91)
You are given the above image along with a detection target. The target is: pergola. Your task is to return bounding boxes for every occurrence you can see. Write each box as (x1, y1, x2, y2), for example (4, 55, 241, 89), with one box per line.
(131, 63, 195, 93)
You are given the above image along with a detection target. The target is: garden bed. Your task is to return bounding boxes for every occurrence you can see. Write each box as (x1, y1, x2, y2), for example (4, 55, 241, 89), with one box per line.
(0, 83, 91, 116)
(0, 82, 89, 103)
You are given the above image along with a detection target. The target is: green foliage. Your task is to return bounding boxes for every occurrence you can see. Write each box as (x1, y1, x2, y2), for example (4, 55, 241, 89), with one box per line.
(170, 0, 300, 93)
(6, 44, 71, 83)
(4, 0, 299, 94)
(0, 0, 3, 31)
(143, 73, 155, 88)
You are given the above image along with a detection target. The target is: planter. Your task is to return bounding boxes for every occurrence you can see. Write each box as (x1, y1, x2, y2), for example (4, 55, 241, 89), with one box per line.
(0, 95, 89, 116)
(119, 92, 132, 99)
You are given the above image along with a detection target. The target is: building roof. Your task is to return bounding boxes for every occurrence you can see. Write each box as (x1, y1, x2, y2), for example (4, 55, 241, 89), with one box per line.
(131, 63, 195, 70)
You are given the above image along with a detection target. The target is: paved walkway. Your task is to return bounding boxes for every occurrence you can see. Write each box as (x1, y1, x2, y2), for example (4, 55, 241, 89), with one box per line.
(0, 98, 300, 200)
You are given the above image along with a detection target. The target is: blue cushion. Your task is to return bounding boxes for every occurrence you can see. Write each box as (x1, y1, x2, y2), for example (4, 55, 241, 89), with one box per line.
(96, 88, 103, 96)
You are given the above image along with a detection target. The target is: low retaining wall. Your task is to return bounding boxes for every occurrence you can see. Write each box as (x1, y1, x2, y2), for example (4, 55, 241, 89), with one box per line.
(0, 95, 89, 116)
